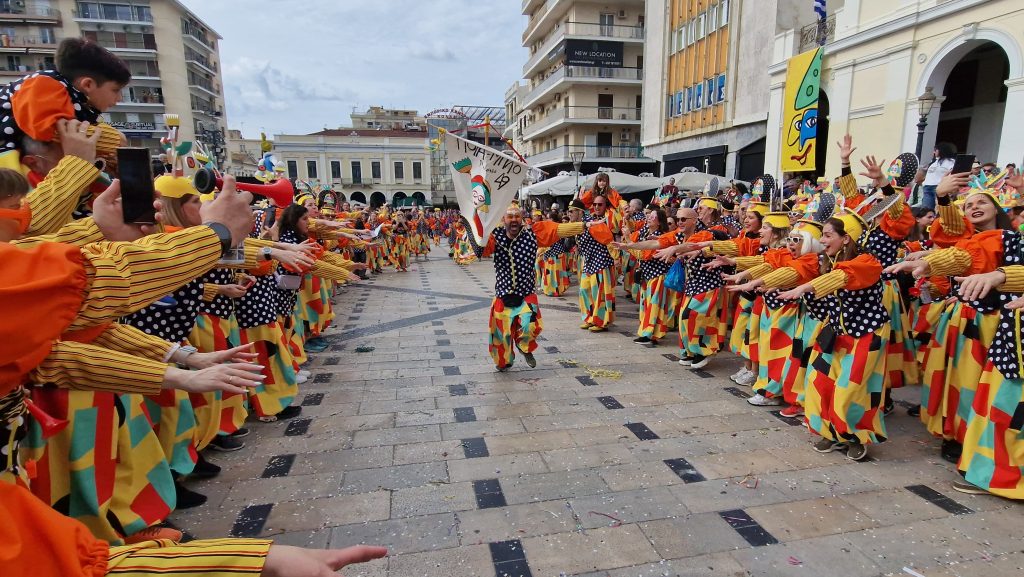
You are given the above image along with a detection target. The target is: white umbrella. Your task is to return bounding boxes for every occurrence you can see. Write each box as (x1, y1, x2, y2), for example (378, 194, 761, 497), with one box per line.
(663, 171, 749, 191)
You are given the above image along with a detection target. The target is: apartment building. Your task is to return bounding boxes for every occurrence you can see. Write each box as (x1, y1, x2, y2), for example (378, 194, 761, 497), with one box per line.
(350, 106, 426, 132)
(512, 0, 655, 176)
(763, 0, 1024, 177)
(0, 0, 226, 161)
(640, 0, 779, 180)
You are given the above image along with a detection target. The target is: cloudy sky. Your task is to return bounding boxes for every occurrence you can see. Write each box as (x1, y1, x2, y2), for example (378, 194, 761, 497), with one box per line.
(179, 0, 527, 138)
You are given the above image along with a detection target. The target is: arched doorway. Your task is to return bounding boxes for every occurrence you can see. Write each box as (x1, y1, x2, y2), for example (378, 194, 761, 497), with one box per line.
(412, 191, 427, 205)
(934, 43, 1009, 163)
(336, 192, 346, 202)
(370, 191, 386, 208)
(350, 191, 366, 205)
(916, 30, 1023, 165)
(392, 191, 407, 207)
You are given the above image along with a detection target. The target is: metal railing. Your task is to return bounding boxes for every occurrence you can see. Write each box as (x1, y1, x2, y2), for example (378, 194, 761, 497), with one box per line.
(74, 5, 152, 22)
(0, 34, 58, 47)
(1, 3, 61, 19)
(799, 15, 835, 52)
(565, 21, 644, 39)
(523, 106, 640, 138)
(526, 144, 647, 165)
(566, 65, 643, 80)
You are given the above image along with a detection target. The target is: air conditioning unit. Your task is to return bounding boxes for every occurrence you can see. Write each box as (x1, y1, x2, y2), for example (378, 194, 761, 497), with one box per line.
(617, 9, 626, 18)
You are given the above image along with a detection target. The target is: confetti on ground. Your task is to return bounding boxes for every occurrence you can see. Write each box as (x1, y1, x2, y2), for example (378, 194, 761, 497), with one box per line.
(353, 346, 375, 353)
(556, 358, 623, 379)
(565, 502, 585, 534)
(588, 511, 623, 528)
(788, 556, 803, 566)
(902, 568, 926, 577)
(735, 474, 759, 489)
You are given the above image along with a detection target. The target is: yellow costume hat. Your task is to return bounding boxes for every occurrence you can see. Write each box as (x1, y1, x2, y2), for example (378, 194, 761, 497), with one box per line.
(748, 202, 770, 217)
(794, 218, 823, 239)
(965, 189, 1005, 210)
(155, 175, 199, 199)
(763, 212, 791, 230)
(295, 193, 315, 207)
(698, 196, 720, 211)
(832, 210, 868, 242)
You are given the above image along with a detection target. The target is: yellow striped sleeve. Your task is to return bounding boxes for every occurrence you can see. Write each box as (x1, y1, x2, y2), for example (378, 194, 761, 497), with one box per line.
(837, 172, 860, 202)
(937, 202, 965, 236)
(11, 217, 104, 248)
(202, 283, 219, 302)
(29, 340, 165, 395)
(90, 323, 173, 362)
(923, 247, 972, 277)
(886, 192, 905, 219)
(556, 222, 585, 238)
(746, 263, 776, 280)
(709, 240, 739, 257)
(321, 251, 357, 270)
(761, 267, 802, 289)
(94, 122, 125, 157)
(735, 255, 765, 271)
(809, 270, 849, 298)
(69, 226, 222, 329)
(24, 155, 100, 236)
(108, 538, 272, 575)
(312, 260, 357, 283)
(998, 266, 1024, 292)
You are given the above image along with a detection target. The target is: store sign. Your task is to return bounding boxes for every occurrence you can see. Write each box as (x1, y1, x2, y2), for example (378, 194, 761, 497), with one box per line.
(565, 39, 624, 68)
(110, 121, 157, 131)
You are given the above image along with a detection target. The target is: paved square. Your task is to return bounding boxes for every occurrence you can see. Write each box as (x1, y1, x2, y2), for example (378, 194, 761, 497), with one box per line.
(172, 247, 1023, 577)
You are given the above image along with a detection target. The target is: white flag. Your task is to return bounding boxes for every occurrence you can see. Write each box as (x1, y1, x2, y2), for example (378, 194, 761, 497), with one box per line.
(443, 131, 531, 244)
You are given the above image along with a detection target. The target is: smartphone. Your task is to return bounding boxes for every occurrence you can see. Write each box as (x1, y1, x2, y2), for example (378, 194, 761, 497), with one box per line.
(117, 147, 156, 224)
(951, 153, 976, 175)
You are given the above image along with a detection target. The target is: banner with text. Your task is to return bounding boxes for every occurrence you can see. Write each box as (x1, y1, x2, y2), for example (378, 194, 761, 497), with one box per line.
(444, 131, 531, 244)
(565, 39, 624, 67)
(781, 47, 822, 172)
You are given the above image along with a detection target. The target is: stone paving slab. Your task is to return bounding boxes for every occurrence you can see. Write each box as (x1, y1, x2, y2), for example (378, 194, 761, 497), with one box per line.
(171, 246, 1024, 577)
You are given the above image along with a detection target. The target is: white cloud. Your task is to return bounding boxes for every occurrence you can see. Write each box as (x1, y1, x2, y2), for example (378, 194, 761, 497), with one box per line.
(179, 0, 527, 137)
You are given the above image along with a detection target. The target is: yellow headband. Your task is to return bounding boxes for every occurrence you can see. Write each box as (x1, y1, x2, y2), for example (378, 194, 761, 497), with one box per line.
(965, 189, 1004, 210)
(698, 196, 720, 211)
(763, 212, 791, 230)
(748, 202, 769, 217)
(296, 193, 314, 207)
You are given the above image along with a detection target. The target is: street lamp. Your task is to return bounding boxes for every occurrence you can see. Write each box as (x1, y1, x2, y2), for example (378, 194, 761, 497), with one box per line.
(914, 86, 937, 163)
(570, 150, 585, 199)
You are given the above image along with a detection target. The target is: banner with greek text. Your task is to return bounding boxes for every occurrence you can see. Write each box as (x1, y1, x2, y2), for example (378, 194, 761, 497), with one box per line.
(444, 131, 531, 244)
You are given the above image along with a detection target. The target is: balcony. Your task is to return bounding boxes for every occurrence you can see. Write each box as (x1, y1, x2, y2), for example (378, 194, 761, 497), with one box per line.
(523, 66, 643, 108)
(522, 0, 544, 14)
(189, 79, 220, 98)
(73, 5, 152, 25)
(0, 34, 59, 51)
(183, 29, 213, 50)
(524, 21, 644, 77)
(100, 39, 156, 53)
(799, 15, 835, 53)
(185, 57, 217, 75)
(526, 144, 651, 168)
(116, 94, 164, 106)
(192, 107, 222, 118)
(522, 106, 641, 140)
(0, 3, 61, 23)
(523, 0, 568, 46)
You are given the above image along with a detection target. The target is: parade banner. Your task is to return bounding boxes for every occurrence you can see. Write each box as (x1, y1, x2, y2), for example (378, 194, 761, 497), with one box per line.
(781, 47, 822, 172)
(444, 131, 531, 244)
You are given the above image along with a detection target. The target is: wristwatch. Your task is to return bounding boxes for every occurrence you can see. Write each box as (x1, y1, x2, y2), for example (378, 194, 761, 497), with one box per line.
(261, 247, 273, 261)
(205, 222, 233, 255)
(176, 345, 198, 367)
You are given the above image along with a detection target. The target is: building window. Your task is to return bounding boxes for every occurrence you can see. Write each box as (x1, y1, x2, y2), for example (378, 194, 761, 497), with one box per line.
(412, 161, 422, 180)
(351, 161, 362, 184)
(721, 0, 730, 26)
(394, 161, 404, 181)
(286, 160, 298, 179)
(330, 160, 341, 180)
(696, 14, 705, 40)
(371, 161, 381, 180)
(306, 160, 317, 179)
(709, 5, 718, 33)
(687, 20, 696, 46)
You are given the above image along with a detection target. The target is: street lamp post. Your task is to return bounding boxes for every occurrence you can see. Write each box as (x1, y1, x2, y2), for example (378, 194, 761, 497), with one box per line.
(570, 150, 585, 199)
(914, 86, 937, 164)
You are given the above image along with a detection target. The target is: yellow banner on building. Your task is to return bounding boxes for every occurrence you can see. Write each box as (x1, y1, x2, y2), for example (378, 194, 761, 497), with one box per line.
(781, 47, 823, 172)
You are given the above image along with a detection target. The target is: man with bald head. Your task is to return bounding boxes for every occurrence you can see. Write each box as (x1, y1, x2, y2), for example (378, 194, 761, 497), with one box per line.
(472, 205, 586, 371)
(614, 204, 729, 369)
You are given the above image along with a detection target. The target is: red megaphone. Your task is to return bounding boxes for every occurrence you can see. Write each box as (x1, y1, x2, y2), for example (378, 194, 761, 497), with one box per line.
(193, 168, 295, 207)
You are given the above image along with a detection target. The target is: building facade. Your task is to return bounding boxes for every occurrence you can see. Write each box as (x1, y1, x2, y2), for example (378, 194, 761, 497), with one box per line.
(513, 0, 655, 176)
(641, 0, 779, 180)
(350, 106, 426, 131)
(0, 0, 227, 162)
(426, 105, 507, 209)
(763, 0, 1024, 178)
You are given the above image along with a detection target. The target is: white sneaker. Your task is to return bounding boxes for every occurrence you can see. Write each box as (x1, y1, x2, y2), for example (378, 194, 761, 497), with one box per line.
(678, 357, 692, 366)
(297, 370, 311, 378)
(690, 354, 712, 369)
(729, 368, 749, 382)
(735, 371, 756, 386)
(747, 393, 783, 406)
(295, 373, 309, 384)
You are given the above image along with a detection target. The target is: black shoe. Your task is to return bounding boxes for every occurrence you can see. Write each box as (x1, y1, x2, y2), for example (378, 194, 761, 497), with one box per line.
(522, 352, 536, 368)
(230, 427, 250, 439)
(633, 336, 651, 344)
(883, 399, 895, 415)
(906, 404, 920, 417)
(208, 434, 245, 452)
(941, 439, 962, 464)
(190, 454, 221, 480)
(175, 482, 208, 509)
(276, 405, 303, 420)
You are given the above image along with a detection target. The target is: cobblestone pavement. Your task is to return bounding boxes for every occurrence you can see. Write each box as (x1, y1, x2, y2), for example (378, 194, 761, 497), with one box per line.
(172, 246, 1024, 577)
